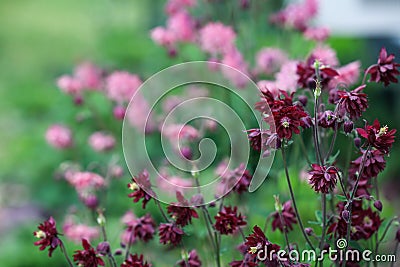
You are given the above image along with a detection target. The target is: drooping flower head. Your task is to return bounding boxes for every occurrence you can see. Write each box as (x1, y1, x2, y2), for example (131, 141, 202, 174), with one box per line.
(121, 253, 152, 267)
(128, 169, 153, 209)
(33, 217, 61, 257)
(349, 149, 386, 180)
(73, 239, 105, 267)
(308, 164, 338, 193)
(356, 119, 396, 154)
(129, 214, 156, 243)
(337, 85, 368, 119)
(297, 57, 339, 89)
(366, 47, 400, 86)
(245, 226, 281, 264)
(271, 200, 298, 232)
(176, 249, 202, 267)
(159, 223, 184, 246)
(167, 192, 199, 226)
(214, 206, 247, 235)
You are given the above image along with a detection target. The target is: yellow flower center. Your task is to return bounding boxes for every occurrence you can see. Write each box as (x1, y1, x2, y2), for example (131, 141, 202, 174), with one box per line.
(378, 125, 388, 136)
(129, 182, 139, 191)
(35, 230, 46, 239)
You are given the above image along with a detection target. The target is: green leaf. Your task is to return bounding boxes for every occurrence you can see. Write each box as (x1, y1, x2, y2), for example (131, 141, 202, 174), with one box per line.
(335, 194, 348, 201)
(326, 150, 340, 165)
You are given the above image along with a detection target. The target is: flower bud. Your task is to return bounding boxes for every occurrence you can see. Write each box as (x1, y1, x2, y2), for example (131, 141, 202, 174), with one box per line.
(354, 137, 361, 148)
(305, 227, 314, 236)
(114, 249, 123, 256)
(84, 195, 99, 210)
(180, 146, 192, 160)
(396, 229, 400, 242)
(343, 121, 354, 134)
(298, 95, 308, 107)
(240, 0, 250, 9)
(113, 106, 125, 120)
(373, 200, 383, 212)
(341, 210, 350, 223)
(74, 95, 84, 106)
(96, 241, 110, 256)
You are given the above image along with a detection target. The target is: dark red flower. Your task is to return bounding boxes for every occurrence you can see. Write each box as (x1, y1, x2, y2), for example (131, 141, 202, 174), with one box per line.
(245, 226, 281, 265)
(128, 169, 153, 209)
(328, 202, 382, 240)
(167, 197, 199, 227)
(33, 216, 61, 257)
(73, 239, 105, 267)
(271, 200, 297, 232)
(356, 119, 396, 154)
(130, 214, 156, 242)
(317, 110, 340, 129)
(349, 149, 386, 180)
(367, 47, 400, 86)
(308, 164, 338, 193)
(214, 206, 247, 235)
(270, 105, 310, 140)
(246, 128, 263, 151)
(337, 85, 368, 119)
(176, 249, 202, 267)
(121, 253, 152, 267)
(297, 57, 339, 89)
(159, 223, 184, 246)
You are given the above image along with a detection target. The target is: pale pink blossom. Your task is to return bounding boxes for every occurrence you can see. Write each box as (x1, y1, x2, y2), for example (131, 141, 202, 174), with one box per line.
(151, 26, 177, 47)
(311, 45, 339, 67)
(73, 62, 103, 90)
(255, 48, 288, 74)
(157, 171, 193, 195)
(165, 0, 196, 15)
(221, 48, 249, 88)
(121, 211, 137, 225)
(45, 124, 73, 149)
(63, 217, 99, 244)
(65, 171, 106, 191)
(162, 124, 200, 143)
(120, 211, 137, 245)
(88, 132, 116, 152)
(57, 75, 83, 95)
(105, 71, 142, 103)
(275, 61, 299, 93)
(199, 22, 236, 55)
(126, 92, 156, 133)
(304, 27, 330, 42)
(167, 11, 196, 42)
(257, 80, 279, 96)
(113, 105, 126, 120)
(329, 61, 361, 89)
(109, 164, 124, 178)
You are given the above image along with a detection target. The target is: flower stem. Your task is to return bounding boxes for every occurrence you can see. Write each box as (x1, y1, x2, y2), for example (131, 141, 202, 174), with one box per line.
(281, 148, 315, 250)
(60, 241, 74, 267)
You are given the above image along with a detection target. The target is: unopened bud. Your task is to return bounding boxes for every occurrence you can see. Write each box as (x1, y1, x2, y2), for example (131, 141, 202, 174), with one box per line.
(341, 210, 350, 223)
(344, 121, 354, 134)
(373, 200, 383, 212)
(298, 95, 308, 107)
(305, 227, 314, 236)
(354, 137, 361, 148)
(113, 105, 125, 120)
(96, 241, 110, 256)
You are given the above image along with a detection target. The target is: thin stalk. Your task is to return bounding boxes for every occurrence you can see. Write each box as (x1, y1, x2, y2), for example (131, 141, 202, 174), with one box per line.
(278, 208, 291, 252)
(390, 242, 399, 267)
(154, 199, 169, 222)
(298, 134, 312, 165)
(281, 148, 315, 250)
(125, 229, 135, 261)
(319, 193, 327, 264)
(60, 241, 74, 267)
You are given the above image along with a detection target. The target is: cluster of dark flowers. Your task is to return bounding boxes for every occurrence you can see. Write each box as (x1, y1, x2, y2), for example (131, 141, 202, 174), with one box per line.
(34, 0, 400, 266)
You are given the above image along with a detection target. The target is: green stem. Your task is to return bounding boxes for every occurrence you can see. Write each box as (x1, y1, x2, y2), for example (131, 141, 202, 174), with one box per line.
(60, 241, 74, 267)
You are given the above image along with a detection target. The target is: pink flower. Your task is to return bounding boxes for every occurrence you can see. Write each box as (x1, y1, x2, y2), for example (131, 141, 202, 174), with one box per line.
(329, 61, 361, 89)
(150, 26, 177, 47)
(221, 48, 249, 88)
(73, 62, 103, 90)
(255, 48, 288, 74)
(88, 132, 116, 152)
(65, 171, 106, 192)
(165, 0, 196, 15)
(162, 123, 200, 143)
(199, 22, 236, 55)
(167, 11, 196, 42)
(257, 80, 279, 97)
(105, 71, 142, 103)
(126, 92, 156, 133)
(63, 217, 99, 244)
(275, 61, 299, 93)
(304, 27, 330, 42)
(121, 211, 137, 245)
(57, 75, 83, 95)
(311, 45, 339, 67)
(45, 124, 73, 149)
(157, 170, 193, 195)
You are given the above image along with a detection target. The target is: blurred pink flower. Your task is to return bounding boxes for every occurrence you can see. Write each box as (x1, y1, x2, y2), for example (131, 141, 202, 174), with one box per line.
(165, 0, 196, 15)
(126, 92, 156, 132)
(120, 211, 137, 245)
(113, 105, 126, 120)
(65, 171, 106, 192)
(88, 132, 116, 152)
(45, 124, 73, 149)
(162, 123, 200, 143)
(151, 26, 177, 47)
(257, 80, 279, 97)
(167, 11, 196, 42)
(105, 71, 142, 103)
(275, 61, 299, 93)
(329, 61, 361, 89)
(304, 27, 330, 42)
(255, 48, 288, 74)
(63, 217, 99, 244)
(199, 22, 236, 55)
(157, 171, 193, 195)
(109, 164, 124, 178)
(74, 62, 103, 90)
(311, 45, 339, 67)
(221, 48, 249, 88)
(57, 75, 83, 95)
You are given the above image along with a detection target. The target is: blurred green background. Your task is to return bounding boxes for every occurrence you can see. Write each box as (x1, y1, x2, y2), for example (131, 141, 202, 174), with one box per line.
(0, 0, 399, 266)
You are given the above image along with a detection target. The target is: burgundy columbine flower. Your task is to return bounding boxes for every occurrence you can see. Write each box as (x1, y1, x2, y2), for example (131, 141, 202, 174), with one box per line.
(121, 254, 152, 267)
(297, 57, 339, 89)
(214, 206, 247, 235)
(246, 128, 263, 151)
(245, 226, 281, 265)
(337, 85, 368, 119)
(128, 169, 153, 209)
(73, 239, 105, 267)
(328, 202, 382, 240)
(159, 223, 184, 246)
(317, 110, 340, 129)
(366, 47, 400, 86)
(349, 149, 386, 180)
(33, 216, 62, 257)
(271, 200, 298, 232)
(356, 119, 396, 154)
(130, 214, 156, 242)
(308, 164, 338, 193)
(167, 191, 198, 227)
(270, 105, 310, 140)
(176, 249, 202, 267)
